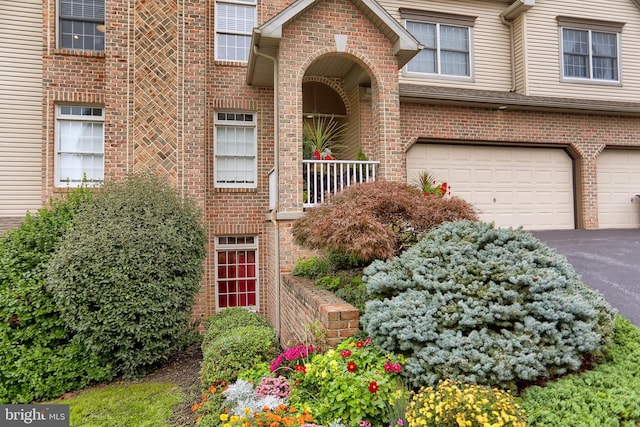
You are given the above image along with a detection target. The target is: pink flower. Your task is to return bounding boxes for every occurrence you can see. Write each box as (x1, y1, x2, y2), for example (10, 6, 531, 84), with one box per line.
(364, 337, 371, 346)
(340, 350, 352, 358)
(392, 363, 402, 373)
(384, 361, 394, 373)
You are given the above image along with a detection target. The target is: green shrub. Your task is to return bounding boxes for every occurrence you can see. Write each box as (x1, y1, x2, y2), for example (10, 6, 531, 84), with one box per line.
(47, 173, 207, 378)
(202, 307, 271, 348)
(406, 379, 527, 427)
(362, 221, 615, 389)
(200, 325, 278, 386)
(292, 180, 477, 262)
(293, 255, 367, 312)
(0, 187, 111, 403)
(520, 316, 640, 426)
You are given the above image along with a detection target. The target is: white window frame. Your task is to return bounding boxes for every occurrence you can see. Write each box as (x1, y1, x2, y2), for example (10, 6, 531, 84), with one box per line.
(214, 111, 258, 189)
(215, 236, 259, 312)
(55, 105, 105, 187)
(57, 0, 106, 51)
(214, 0, 257, 62)
(401, 9, 475, 80)
(557, 16, 624, 85)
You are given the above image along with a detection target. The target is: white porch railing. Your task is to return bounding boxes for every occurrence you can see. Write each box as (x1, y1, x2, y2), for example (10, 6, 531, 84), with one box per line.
(303, 160, 379, 207)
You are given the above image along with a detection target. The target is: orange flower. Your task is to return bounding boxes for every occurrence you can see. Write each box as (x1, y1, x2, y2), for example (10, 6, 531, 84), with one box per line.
(209, 386, 217, 394)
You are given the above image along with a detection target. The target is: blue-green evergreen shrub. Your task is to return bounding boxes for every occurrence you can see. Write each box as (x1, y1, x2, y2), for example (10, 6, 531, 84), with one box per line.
(47, 173, 207, 378)
(521, 316, 640, 426)
(361, 221, 615, 389)
(0, 188, 111, 403)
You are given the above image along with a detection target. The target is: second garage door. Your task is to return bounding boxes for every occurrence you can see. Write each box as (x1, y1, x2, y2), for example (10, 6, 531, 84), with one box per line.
(597, 149, 640, 228)
(406, 144, 575, 230)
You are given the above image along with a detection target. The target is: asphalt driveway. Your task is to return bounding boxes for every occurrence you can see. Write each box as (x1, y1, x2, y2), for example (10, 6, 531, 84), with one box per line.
(532, 229, 640, 327)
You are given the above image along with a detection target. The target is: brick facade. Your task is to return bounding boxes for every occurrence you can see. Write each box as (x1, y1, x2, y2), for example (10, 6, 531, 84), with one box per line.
(399, 104, 640, 229)
(40, 0, 640, 338)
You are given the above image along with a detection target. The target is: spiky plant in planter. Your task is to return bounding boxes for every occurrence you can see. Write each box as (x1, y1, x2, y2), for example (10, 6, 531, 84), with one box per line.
(303, 116, 345, 160)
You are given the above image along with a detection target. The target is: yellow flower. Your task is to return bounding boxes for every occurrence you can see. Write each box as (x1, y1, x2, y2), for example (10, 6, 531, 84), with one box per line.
(220, 414, 229, 421)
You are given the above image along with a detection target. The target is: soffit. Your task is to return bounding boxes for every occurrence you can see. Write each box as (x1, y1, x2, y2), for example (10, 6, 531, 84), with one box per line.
(247, 0, 422, 87)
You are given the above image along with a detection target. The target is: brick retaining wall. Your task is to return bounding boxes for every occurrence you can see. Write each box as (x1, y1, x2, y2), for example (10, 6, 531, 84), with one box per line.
(280, 274, 359, 348)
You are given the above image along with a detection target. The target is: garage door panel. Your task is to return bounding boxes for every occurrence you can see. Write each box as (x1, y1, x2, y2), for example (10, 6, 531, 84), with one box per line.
(597, 149, 640, 229)
(406, 144, 575, 230)
(494, 170, 515, 183)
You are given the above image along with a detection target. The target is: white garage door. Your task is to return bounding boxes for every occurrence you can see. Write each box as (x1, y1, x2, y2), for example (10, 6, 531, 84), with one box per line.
(406, 144, 575, 230)
(597, 149, 640, 228)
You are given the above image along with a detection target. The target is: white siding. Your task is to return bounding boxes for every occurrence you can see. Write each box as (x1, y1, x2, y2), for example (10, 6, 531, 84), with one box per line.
(513, 14, 528, 94)
(381, 0, 513, 91)
(523, 0, 640, 101)
(0, 0, 43, 217)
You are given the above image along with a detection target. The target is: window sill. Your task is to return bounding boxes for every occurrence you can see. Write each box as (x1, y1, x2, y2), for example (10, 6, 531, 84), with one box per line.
(214, 187, 257, 193)
(51, 48, 105, 59)
(560, 77, 622, 87)
(402, 70, 475, 84)
(214, 60, 249, 67)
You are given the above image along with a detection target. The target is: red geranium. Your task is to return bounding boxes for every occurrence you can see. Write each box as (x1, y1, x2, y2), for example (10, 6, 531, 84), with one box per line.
(340, 350, 352, 358)
(347, 361, 357, 373)
(368, 381, 379, 394)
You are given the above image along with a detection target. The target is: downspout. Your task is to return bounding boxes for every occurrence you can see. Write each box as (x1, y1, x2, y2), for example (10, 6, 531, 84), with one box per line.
(253, 45, 281, 335)
(500, 14, 517, 93)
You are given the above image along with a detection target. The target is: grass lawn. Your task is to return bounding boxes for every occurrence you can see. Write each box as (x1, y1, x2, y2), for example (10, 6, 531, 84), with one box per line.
(54, 382, 183, 427)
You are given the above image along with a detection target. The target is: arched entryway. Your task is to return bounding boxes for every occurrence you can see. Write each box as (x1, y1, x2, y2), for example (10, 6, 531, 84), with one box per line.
(301, 54, 380, 206)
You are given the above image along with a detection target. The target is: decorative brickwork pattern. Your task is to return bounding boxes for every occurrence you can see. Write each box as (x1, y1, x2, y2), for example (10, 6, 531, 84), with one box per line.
(133, 0, 179, 179)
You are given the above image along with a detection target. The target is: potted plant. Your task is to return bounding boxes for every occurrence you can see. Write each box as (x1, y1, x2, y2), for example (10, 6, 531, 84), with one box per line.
(303, 116, 345, 160)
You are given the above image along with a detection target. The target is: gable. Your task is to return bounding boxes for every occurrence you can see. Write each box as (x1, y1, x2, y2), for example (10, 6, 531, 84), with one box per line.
(247, 0, 422, 86)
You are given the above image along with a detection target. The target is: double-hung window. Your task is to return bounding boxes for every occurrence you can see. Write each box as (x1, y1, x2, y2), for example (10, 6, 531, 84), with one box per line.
(558, 16, 623, 82)
(214, 112, 257, 188)
(402, 9, 476, 78)
(215, 0, 256, 62)
(59, 0, 105, 51)
(215, 236, 259, 310)
(56, 105, 104, 187)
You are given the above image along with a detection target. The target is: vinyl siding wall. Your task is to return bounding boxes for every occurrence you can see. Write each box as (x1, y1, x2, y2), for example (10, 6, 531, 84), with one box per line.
(0, 0, 42, 218)
(523, 0, 640, 101)
(381, 0, 513, 91)
(513, 14, 528, 94)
